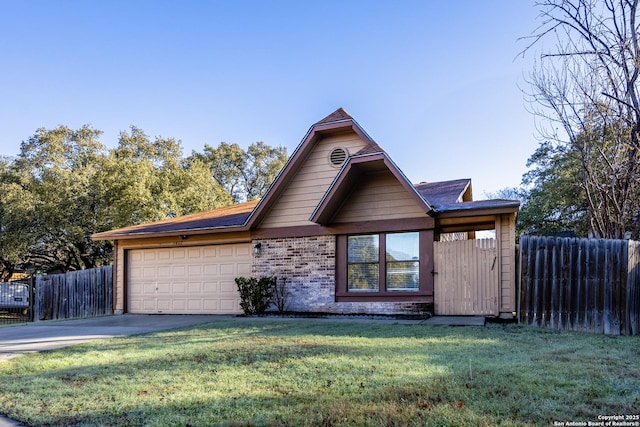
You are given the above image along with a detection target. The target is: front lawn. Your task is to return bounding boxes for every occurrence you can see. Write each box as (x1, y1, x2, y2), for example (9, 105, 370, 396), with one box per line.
(0, 319, 638, 426)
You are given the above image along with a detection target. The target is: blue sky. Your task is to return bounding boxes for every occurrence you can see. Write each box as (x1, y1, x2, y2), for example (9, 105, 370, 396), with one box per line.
(0, 1, 541, 198)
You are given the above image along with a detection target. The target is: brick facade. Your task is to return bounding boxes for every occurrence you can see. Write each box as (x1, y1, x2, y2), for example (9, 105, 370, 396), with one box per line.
(251, 236, 431, 316)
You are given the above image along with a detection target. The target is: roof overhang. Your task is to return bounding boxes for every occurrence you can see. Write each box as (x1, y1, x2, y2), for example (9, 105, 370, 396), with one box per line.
(310, 152, 434, 225)
(434, 200, 520, 233)
(91, 200, 257, 241)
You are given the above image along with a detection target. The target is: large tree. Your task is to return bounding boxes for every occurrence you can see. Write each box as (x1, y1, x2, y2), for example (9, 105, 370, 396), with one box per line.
(523, 0, 640, 239)
(0, 125, 289, 279)
(3, 126, 112, 274)
(192, 141, 288, 203)
(98, 126, 233, 228)
(517, 141, 591, 237)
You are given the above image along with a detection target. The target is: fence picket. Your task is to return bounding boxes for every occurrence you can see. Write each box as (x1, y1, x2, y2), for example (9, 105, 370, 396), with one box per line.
(34, 266, 113, 321)
(519, 236, 639, 336)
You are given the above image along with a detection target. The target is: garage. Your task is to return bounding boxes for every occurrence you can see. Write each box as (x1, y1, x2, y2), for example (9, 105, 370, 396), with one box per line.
(127, 243, 252, 314)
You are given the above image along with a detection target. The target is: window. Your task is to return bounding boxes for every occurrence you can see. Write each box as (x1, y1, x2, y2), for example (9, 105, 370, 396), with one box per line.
(347, 232, 419, 292)
(386, 232, 419, 291)
(347, 235, 379, 291)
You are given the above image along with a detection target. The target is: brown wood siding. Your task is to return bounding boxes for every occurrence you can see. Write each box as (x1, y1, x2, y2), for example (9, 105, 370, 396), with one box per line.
(497, 213, 516, 313)
(259, 133, 367, 228)
(434, 239, 499, 316)
(333, 171, 425, 223)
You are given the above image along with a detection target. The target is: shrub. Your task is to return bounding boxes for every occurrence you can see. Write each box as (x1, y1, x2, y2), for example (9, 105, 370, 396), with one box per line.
(272, 277, 289, 313)
(235, 276, 275, 315)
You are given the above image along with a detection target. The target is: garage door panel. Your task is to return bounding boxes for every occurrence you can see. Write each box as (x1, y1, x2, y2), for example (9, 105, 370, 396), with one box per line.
(220, 263, 234, 275)
(220, 280, 236, 293)
(203, 265, 219, 276)
(187, 299, 202, 310)
(143, 252, 157, 261)
(220, 299, 239, 312)
(188, 265, 202, 276)
(127, 243, 251, 314)
(236, 246, 250, 257)
(203, 282, 218, 292)
(203, 299, 219, 311)
(172, 282, 186, 293)
(219, 247, 233, 257)
(237, 262, 251, 276)
(157, 266, 171, 277)
(187, 282, 201, 293)
(172, 266, 186, 277)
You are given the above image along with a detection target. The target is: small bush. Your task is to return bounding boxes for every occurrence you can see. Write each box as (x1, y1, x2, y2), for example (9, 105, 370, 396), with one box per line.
(235, 276, 275, 315)
(272, 277, 289, 313)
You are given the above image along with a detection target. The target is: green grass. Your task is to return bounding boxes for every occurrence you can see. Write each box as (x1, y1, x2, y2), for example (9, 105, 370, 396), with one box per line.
(0, 319, 638, 426)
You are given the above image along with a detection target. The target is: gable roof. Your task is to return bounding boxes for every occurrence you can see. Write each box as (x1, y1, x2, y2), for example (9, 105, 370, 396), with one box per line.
(91, 108, 520, 241)
(310, 152, 434, 225)
(414, 179, 471, 209)
(245, 108, 379, 228)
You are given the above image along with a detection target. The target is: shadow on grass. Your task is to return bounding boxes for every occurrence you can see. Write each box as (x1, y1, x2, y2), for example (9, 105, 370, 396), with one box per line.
(1, 320, 639, 426)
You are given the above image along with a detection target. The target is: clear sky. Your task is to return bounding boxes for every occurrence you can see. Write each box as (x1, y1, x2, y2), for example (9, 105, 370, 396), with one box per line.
(0, 1, 541, 198)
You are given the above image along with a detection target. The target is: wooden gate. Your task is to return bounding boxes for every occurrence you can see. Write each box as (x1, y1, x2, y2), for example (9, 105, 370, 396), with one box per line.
(434, 239, 498, 316)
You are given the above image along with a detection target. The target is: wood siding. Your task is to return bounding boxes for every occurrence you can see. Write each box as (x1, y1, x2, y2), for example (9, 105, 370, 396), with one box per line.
(333, 171, 426, 223)
(434, 239, 499, 316)
(497, 213, 517, 313)
(259, 132, 367, 228)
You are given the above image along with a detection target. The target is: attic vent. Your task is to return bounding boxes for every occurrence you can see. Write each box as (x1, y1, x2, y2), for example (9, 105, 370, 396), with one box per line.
(329, 147, 348, 167)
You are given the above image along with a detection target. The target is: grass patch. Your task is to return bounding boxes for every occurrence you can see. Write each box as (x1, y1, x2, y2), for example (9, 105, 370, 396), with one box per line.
(0, 319, 638, 426)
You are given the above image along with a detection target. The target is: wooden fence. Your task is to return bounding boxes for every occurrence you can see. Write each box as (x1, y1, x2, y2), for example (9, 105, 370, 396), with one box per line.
(519, 236, 639, 336)
(434, 239, 498, 316)
(35, 266, 113, 321)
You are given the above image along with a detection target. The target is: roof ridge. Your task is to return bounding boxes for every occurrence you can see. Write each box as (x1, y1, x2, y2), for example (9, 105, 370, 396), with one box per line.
(315, 107, 353, 125)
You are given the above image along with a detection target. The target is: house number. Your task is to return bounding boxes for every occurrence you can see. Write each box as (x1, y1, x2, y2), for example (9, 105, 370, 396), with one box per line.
(174, 241, 183, 246)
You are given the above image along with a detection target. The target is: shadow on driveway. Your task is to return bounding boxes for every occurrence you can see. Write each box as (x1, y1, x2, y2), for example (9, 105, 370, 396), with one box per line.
(0, 314, 232, 362)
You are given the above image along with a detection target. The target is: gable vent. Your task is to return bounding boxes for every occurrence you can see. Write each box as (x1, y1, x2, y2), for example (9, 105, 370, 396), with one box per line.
(329, 147, 348, 167)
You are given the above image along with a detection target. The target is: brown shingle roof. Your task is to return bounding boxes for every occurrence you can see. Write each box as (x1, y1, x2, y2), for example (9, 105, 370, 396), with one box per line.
(315, 108, 353, 125)
(354, 141, 385, 156)
(414, 179, 471, 208)
(91, 200, 258, 240)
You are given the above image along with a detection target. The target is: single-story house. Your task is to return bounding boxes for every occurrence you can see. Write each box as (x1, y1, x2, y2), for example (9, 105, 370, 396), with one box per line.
(92, 108, 520, 318)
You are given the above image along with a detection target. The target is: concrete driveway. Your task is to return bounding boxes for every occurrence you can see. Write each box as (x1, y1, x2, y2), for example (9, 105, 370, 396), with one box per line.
(0, 314, 230, 362)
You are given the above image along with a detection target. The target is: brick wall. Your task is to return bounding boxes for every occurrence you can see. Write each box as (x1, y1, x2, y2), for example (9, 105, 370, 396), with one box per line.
(251, 236, 431, 316)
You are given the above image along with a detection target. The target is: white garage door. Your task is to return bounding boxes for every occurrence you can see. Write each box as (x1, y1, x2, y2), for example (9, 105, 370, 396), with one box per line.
(127, 243, 252, 314)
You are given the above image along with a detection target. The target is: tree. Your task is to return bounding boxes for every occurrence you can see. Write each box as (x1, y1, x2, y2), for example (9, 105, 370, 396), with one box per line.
(4, 126, 112, 274)
(517, 142, 591, 237)
(98, 126, 233, 228)
(0, 124, 287, 279)
(522, 0, 640, 239)
(192, 141, 288, 203)
(0, 157, 34, 280)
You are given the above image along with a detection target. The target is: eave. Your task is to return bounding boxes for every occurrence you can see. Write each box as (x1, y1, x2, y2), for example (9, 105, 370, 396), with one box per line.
(434, 200, 520, 232)
(91, 200, 257, 241)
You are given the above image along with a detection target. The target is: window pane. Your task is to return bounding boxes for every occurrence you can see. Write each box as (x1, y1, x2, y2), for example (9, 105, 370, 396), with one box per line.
(386, 232, 419, 261)
(386, 261, 419, 291)
(348, 263, 379, 291)
(348, 235, 379, 263)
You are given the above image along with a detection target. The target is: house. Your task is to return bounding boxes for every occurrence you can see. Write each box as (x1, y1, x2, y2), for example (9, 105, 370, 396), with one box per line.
(92, 108, 520, 318)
